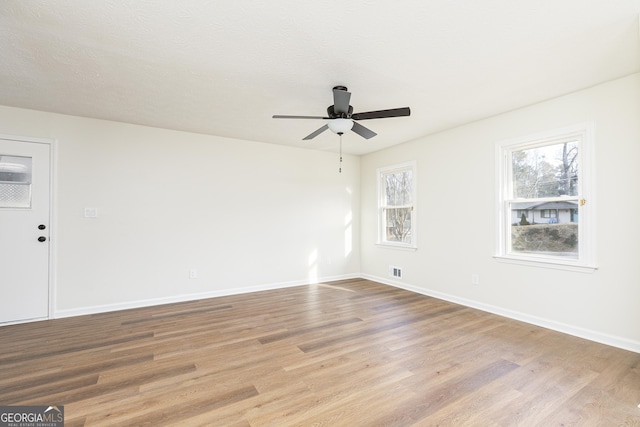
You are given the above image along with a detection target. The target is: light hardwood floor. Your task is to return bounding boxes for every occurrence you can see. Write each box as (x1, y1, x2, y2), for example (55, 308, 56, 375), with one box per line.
(1, 279, 639, 426)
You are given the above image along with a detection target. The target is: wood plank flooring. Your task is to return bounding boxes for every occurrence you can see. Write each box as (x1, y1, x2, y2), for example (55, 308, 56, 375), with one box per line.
(1, 279, 639, 426)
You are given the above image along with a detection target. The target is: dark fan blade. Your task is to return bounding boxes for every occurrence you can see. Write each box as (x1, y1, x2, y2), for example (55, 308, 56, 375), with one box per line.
(351, 107, 411, 121)
(351, 121, 377, 139)
(273, 115, 330, 119)
(333, 89, 351, 114)
(303, 124, 329, 140)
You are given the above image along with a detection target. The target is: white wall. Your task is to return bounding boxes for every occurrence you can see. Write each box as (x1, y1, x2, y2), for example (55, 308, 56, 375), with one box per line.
(0, 106, 360, 315)
(361, 73, 640, 352)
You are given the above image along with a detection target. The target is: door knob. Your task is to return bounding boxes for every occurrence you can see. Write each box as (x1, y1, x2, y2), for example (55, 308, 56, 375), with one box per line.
(38, 236, 47, 242)
(38, 224, 46, 230)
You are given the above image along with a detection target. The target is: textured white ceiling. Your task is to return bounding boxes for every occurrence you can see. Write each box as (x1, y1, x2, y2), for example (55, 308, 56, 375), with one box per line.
(1, 1, 639, 155)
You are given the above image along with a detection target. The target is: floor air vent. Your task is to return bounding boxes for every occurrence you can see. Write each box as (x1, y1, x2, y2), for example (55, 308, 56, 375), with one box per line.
(389, 266, 402, 279)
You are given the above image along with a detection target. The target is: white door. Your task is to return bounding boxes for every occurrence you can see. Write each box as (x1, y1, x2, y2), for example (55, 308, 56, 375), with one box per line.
(0, 137, 51, 323)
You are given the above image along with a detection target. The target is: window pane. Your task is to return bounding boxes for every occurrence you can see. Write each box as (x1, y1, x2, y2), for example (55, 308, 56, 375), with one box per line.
(385, 207, 412, 243)
(385, 170, 412, 206)
(378, 162, 416, 248)
(512, 140, 579, 198)
(510, 201, 578, 259)
(0, 155, 32, 208)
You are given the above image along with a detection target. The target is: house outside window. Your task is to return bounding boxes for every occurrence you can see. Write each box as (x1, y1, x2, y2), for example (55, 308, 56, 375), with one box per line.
(377, 161, 417, 249)
(496, 123, 595, 271)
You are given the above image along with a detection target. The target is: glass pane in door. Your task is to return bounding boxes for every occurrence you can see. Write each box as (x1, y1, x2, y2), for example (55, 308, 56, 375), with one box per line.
(0, 155, 32, 208)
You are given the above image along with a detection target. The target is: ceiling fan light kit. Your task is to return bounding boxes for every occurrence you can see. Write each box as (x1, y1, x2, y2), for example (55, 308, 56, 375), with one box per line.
(327, 118, 354, 134)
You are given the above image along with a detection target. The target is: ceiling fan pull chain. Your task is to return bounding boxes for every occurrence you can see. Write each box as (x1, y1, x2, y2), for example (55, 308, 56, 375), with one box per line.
(339, 133, 343, 173)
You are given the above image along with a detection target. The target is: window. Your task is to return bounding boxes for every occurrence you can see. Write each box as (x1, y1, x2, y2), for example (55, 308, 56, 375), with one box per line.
(0, 155, 32, 209)
(496, 123, 595, 271)
(377, 161, 417, 249)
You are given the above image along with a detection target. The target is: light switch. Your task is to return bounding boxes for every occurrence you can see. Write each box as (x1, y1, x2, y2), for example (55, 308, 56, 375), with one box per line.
(84, 207, 98, 218)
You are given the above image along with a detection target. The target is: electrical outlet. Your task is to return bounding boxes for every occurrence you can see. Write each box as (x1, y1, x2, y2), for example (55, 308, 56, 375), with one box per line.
(189, 268, 198, 279)
(471, 274, 479, 285)
(84, 207, 98, 218)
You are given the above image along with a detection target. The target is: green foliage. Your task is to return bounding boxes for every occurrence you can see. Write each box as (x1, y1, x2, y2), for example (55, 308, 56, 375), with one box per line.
(511, 223, 578, 253)
(546, 228, 560, 239)
(563, 234, 577, 248)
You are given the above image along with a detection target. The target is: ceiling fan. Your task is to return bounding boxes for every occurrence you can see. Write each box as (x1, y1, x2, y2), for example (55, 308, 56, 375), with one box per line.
(273, 86, 410, 140)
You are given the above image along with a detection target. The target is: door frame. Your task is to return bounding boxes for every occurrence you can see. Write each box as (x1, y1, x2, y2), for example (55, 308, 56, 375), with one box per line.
(0, 133, 56, 323)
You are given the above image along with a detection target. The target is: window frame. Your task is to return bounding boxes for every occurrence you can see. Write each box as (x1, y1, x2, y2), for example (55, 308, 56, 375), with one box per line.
(495, 123, 596, 272)
(377, 161, 417, 250)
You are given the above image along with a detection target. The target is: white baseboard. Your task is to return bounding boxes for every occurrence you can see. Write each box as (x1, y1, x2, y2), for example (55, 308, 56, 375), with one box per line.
(54, 273, 360, 319)
(361, 273, 640, 354)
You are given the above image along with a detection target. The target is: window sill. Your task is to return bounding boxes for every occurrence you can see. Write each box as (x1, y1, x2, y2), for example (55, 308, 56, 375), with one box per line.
(494, 255, 597, 273)
(376, 243, 418, 252)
